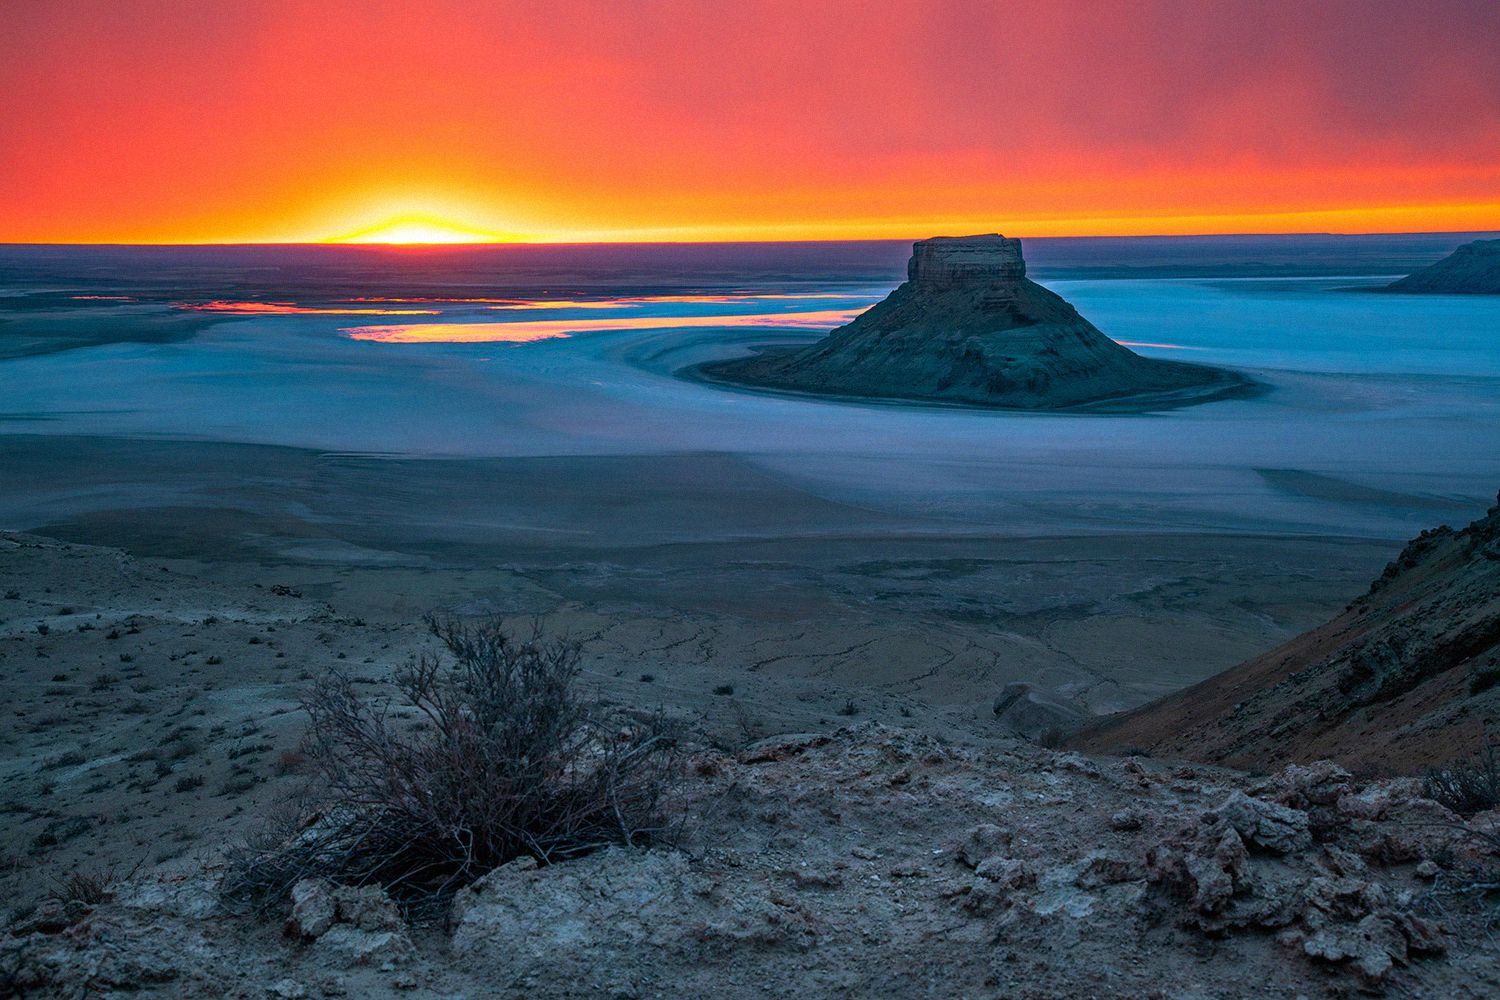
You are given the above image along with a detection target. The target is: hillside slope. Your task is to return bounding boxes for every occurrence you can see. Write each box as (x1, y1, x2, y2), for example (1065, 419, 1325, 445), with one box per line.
(1072, 494, 1500, 774)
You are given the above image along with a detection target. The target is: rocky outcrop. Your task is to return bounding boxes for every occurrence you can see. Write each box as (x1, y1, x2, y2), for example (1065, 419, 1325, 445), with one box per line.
(701, 234, 1250, 409)
(2, 726, 1486, 998)
(448, 849, 820, 992)
(1209, 790, 1313, 854)
(284, 879, 414, 968)
(991, 681, 1085, 740)
(1386, 238, 1500, 293)
(1071, 492, 1500, 773)
(1142, 778, 1448, 987)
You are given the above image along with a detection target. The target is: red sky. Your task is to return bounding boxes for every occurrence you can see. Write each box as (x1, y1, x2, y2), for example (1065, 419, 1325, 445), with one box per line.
(3, 0, 1499, 243)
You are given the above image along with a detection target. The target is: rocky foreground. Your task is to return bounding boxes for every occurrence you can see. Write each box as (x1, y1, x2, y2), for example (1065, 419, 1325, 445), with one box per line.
(702, 234, 1249, 409)
(1386, 238, 1500, 294)
(5, 722, 1500, 998)
(4, 508, 1499, 997)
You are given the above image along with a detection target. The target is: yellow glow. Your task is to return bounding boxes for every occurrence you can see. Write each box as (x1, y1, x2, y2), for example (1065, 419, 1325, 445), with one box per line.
(325, 214, 526, 245)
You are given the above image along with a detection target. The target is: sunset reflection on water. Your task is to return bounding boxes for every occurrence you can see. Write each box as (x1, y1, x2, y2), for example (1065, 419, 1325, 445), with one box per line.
(177, 300, 441, 316)
(341, 307, 865, 343)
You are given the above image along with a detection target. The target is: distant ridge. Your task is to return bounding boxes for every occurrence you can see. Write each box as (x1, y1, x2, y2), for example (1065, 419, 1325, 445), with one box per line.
(699, 234, 1249, 410)
(1386, 238, 1500, 293)
(5, 233, 1498, 295)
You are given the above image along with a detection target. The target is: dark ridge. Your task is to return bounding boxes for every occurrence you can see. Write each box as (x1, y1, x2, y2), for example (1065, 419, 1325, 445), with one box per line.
(1385, 238, 1500, 294)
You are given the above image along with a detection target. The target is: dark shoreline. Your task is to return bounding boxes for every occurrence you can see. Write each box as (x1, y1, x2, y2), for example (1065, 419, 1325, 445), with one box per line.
(688, 348, 1262, 415)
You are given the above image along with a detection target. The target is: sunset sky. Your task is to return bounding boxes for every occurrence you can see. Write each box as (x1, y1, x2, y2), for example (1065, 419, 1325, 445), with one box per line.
(4, 0, 1499, 244)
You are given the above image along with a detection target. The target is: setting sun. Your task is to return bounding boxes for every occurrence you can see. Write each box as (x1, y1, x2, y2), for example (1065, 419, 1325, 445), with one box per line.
(6, 2, 1498, 244)
(326, 214, 525, 245)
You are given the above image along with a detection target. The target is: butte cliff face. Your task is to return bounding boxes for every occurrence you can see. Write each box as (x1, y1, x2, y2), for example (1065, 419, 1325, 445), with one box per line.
(1386, 238, 1500, 293)
(701, 234, 1248, 409)
(1071, 493, 1500, 774)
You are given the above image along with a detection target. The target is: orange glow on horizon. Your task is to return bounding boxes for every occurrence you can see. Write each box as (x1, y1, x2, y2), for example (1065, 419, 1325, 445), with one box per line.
(326, 214, 528, 245)
(3, 2, 1497, 244)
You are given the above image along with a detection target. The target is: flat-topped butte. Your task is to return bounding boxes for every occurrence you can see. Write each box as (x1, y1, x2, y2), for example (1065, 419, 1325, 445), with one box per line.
(700, 234, 1250, 410)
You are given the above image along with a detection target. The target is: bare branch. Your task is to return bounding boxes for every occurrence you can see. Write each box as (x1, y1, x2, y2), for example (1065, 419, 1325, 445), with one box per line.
(225, 617, 679, 915)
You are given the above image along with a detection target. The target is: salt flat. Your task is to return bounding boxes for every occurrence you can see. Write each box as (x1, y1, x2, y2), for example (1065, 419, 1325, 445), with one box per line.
(3, 249, 1498, 721)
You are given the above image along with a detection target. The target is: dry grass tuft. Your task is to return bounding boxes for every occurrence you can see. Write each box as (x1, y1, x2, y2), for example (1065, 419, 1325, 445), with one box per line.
(226, 617, 679, 912)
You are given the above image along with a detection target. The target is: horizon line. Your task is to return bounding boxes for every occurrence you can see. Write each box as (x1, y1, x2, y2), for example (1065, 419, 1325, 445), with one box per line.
(3, 227, 1499, 249)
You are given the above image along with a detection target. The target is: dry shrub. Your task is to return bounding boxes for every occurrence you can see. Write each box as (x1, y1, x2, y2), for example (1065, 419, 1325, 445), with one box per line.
(47, 869, 115, 908)
(273, 750, 308, 775)
(1037, 726, 1068, 750)
(227, 618, 678, 910)
(1424, 739, 1500, 817)
(46, 859, 141, 908)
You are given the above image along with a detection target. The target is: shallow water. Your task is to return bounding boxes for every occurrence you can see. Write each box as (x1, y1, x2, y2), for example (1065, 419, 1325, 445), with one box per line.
(2, 268, 1498, 541)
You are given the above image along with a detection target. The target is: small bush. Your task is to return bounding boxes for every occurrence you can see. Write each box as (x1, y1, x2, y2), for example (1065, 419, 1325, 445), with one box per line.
(1425, 740, 1500, 816)
(1471, 662, 1500, 696)
(1038, 726, 1068, 749)
(713, 684, 734, 696)
(273, 750, 308, 775)
(219, 776, 257, 796)
(227, 618, 678, 910)
(30, 817, 91, 852)
(47, 866, 122, 907)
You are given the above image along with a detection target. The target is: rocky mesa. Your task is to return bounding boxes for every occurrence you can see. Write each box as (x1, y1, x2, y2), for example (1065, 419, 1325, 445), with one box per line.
(1386, 238, 1500, 294)
(701, 234, 1251, 410)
